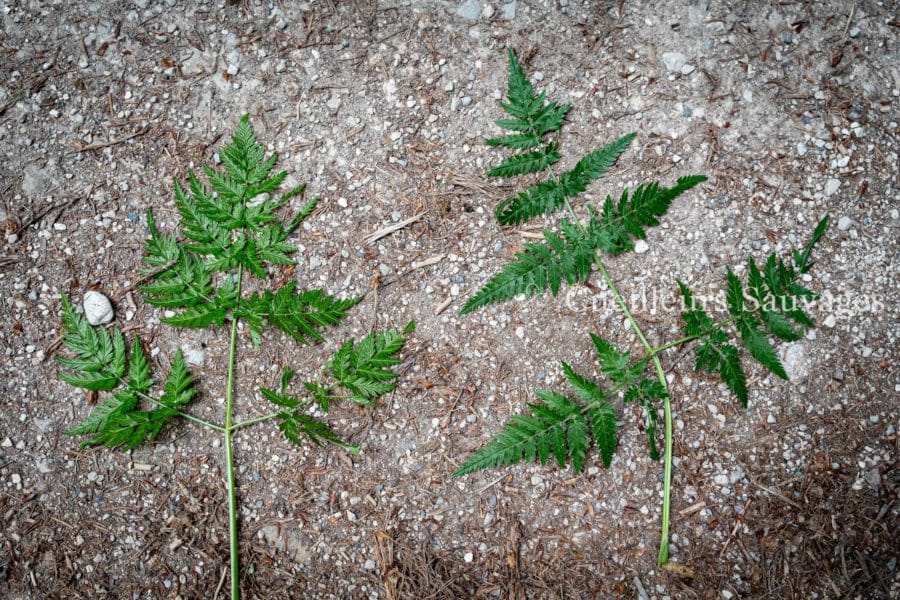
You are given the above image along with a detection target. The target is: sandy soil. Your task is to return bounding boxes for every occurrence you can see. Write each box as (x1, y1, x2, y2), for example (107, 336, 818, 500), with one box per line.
(1, 1, 897, 599)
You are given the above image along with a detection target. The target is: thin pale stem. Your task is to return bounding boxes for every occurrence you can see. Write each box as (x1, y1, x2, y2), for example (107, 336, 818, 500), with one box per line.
(224, 266, 244, 600)
(128, 383, 226, 433)
(560, 195, 674, 565)
(230, 412, 280, 431)
(231, 393, 355, 432)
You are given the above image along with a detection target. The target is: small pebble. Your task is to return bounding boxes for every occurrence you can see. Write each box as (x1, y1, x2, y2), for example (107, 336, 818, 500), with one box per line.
(837, 216, 852, 231)
(824, 179, 840, 196)
(183, 348, 205, 366)
(662, 51, 687, 73)
(83, 291, 115, 326)
(500, 1, 517, 20)
(634, 240, 649, 254)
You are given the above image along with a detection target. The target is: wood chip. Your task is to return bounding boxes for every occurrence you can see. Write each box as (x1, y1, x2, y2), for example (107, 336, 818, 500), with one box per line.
(411, 254, 444, 269)
(433, 296, 452, 316)
(364, 212, 424, 244)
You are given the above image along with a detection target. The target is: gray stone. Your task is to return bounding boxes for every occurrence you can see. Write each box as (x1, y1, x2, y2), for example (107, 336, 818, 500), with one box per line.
(662, 52, 687, 73)
(83, 291, 114, 326)
(500, 1, 517, 20)
(837, 216, 852, 231)
(22, 165, 52, 199)
(780, 342, 809, 381)
(456, 0, 481, 21)
(183, 348, 205, 366)
(824, 178, 840, 196)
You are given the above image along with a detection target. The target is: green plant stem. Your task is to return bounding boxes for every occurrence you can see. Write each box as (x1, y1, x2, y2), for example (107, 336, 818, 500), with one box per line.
(127, 385, 227, 432)
(230, 412, 280, 431)
(224, 266, 244, 600)
(231, 392, 354, 431)
(560, 195, 674, 565)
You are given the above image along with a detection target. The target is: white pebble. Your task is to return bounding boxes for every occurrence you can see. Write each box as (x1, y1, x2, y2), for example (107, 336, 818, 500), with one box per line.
(824, 179, 840, 196)
(83, 291, 115, 326)
(183, 348, 205, 366)
(837, 216, 852, 231)
(634, 240, 649, 254)
(463, 552, 474, 563)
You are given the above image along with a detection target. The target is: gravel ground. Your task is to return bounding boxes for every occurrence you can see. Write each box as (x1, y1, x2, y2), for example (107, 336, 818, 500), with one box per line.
(1, 1, 897, 599)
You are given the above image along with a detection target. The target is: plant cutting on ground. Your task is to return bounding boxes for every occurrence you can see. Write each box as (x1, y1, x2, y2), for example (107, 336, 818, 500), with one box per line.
(55, 116, 414, 599)
(453, 49, 829, 567)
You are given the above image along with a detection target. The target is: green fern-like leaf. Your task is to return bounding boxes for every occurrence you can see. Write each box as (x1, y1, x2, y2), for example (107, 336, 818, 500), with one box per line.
(143, 210, 180, 270)
(57, 295, 126, 391)
(592, 176, 707, 255)
(454, 336, 633, 476)
(277, 411, 355, 451)
(487, 144, 561, 178)
(486, 49, 571, 149)
(66, 390, 138, 437)
(589, 334, 646, 384)
(160, 349, 196, 407)
(494, 134, 637, 226)
(678, 218, 828, 406)
(460, 220, 596, 314)
(66, 348, 197, 450)
(239, 283, 361, 347)
(328, 322, 414, 405)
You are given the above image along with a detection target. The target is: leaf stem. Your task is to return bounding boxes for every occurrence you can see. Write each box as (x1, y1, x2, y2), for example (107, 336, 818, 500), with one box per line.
(231, 392, 356, 432)
(223, 266, 243, 600)
(560, 194, 674, 565)
(230, 411, 279, 431)
(127, 384, 226, 433)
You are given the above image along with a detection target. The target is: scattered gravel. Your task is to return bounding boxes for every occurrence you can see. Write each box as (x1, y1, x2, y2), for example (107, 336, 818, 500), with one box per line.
(0, 1, 896, 598)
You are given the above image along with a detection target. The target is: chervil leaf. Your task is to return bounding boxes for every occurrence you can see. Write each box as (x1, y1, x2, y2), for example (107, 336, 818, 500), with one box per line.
(143, 210, 180, 270)
(485, 133, 543, 150)
(160, 349, 196, 408)
(127, 341, 152, 394)
(736, 315, 788, 380)
(487, 144, 561, 178)
(239, 283, 361, 347)
(494, 134, 638, 226)
(588, 401, 617, 468)
(460, 220, 596, 314)
(592, 175, 707, 255)
(77, 407, 180, 451)
(328, 323, 414, 405)
(560, 361, 604, 403)
(277, 411, 357, 452)
(57, 295, 126, 391)
(66, 390, 138, 437)
(589, 334, 646, 385)
(452, 391, 586, 475)
(793, 216, 829, 274)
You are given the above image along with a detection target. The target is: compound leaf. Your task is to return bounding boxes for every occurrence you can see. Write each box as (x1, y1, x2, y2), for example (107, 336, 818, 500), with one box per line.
(460, 221, 595, 314)
(57, 295, 126, 391)
(328, 323, 414, 405)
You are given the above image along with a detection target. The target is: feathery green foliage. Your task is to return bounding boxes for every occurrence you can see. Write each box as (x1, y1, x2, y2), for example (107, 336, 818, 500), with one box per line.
(677, 215, 829, 406)
(56, 116, 414, 600)
(454, 336, 642, 476)
(329, 322, 415, 405)
(454, 49, 831, 567)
